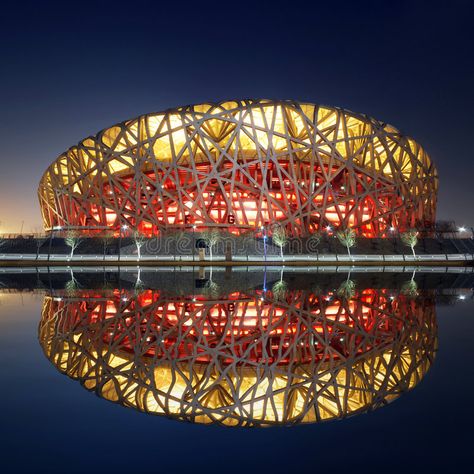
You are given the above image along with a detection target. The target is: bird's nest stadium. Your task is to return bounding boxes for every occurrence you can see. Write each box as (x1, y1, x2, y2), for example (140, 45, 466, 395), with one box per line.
(38, 99, 438, 237)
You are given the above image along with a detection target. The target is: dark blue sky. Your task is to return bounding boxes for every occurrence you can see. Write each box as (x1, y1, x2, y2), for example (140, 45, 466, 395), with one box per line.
(1, 0, 473, 232)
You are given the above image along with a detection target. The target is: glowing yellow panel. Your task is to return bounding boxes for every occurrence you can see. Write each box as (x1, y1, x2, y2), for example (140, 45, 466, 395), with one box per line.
(147, 114, 165, 137)
(108, 156, 135, 174)
(317, 107, 337, 129)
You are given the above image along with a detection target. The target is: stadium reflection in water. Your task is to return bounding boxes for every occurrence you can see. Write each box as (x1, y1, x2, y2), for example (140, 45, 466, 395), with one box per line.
(39, 281, 437, 427)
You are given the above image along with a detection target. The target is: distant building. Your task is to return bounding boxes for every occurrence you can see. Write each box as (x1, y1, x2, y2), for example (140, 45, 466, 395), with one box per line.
(38, 99, 438, 237)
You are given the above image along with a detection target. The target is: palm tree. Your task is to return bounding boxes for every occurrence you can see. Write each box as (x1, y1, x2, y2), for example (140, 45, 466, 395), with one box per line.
(401, 230, 418, 259)
(272, 224, 288, 260)
(336, 227, 356, 259)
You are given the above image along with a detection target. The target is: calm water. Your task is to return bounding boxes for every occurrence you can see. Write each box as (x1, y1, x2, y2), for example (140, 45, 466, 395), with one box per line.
(0, 268, 473, 473)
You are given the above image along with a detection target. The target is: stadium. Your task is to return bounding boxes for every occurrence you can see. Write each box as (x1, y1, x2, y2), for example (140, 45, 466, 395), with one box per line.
(39, 286, 436, 427)
(38, 99, 438, 237)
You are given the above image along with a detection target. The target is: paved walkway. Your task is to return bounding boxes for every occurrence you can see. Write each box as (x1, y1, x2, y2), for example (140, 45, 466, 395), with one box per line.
(1, 252, 473, 263)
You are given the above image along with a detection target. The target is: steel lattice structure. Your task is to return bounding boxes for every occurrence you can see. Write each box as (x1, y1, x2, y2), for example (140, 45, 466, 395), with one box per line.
(38, 99, 437, 237)
(39, 287, 436, 427)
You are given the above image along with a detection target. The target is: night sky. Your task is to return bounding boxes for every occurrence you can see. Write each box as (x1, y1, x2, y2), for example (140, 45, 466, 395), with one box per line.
(1, 0, 473, 233)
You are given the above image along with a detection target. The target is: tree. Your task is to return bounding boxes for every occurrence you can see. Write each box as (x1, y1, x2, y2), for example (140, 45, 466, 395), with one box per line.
(133, 231, 147, 260)
(270, 264, 288, 301)
(401, 270, 418, 298)
(65, 268, 80, 295)
(65, 231, 82, 260)
(272, 279, 288, 301)
(204, 279, 220, 299)
(336, 227, 356, 259)
(202, 228, 221, 261)
(272, 224, 288, 260)
(337, 273, 356, 300)
(401, 230, 418, 259)
(135, 267, 144, 292)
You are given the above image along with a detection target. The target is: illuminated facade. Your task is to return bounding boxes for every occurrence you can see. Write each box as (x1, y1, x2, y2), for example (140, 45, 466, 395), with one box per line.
(38, 99, 438, 237)
(39, 286, 436, 426)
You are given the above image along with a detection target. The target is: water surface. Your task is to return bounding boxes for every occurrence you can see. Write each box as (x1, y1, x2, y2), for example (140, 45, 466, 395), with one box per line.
(0, 268, 473, 473)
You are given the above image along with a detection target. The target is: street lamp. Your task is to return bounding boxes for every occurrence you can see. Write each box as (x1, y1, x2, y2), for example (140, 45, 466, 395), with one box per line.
(119, 224, 129, 262)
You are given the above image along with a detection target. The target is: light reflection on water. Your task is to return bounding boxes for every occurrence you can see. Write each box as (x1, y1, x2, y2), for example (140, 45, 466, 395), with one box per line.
(0, 268, 473, 472)
(39, 285, 437, 427)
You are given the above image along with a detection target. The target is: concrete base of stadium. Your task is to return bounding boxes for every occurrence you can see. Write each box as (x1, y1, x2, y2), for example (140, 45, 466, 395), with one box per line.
(1, 235, 473, 267)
